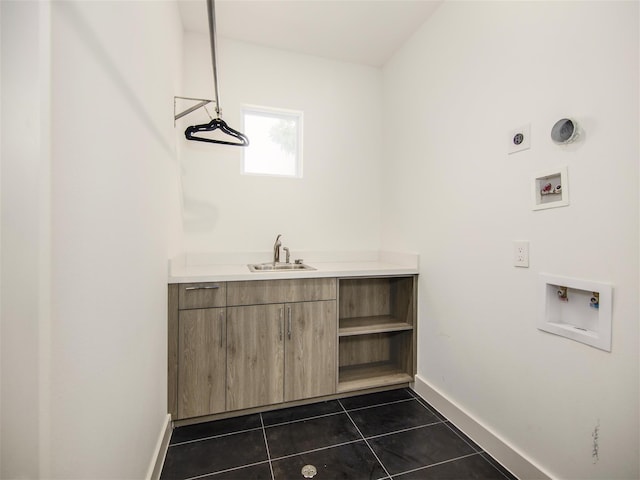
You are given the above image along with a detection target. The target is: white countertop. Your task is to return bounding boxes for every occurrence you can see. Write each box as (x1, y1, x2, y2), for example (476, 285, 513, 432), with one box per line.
(168, 251, 419, 283)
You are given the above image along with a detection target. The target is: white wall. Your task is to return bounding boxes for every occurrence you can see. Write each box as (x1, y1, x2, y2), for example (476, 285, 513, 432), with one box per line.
(48, 1, 182, 477)
(381, 2, 639, 479)
(2, 1, 182, 478)
(1, 1, 49, 477)
(178, 34, 382, 255)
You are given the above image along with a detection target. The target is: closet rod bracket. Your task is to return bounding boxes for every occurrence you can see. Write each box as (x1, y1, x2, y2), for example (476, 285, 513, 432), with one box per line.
(174, 96, 216, 125)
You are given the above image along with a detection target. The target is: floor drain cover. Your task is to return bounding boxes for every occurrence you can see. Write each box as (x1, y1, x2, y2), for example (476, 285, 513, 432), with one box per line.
(301, 464, 317, 478)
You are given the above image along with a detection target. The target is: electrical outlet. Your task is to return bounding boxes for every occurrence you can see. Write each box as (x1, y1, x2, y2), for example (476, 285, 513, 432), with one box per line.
(513, 241, 529, 267)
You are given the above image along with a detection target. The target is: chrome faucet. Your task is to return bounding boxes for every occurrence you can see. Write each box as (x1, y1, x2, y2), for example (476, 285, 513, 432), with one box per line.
(273, 234, 282, 264)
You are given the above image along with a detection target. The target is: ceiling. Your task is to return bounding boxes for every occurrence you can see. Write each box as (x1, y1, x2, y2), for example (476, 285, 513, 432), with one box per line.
(177, 0, 442, 67)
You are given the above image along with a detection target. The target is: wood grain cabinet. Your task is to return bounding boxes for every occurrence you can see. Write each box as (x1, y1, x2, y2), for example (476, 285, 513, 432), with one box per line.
(178, 307, 226, 418)
(168, 278, 337, 420)
(337, 276, 417, 392)
(168, 283, 227, 420)
(284, 300, 336, 402)
(226, 300, 336, 411)
(169, 275, 416, 422)
(226, 278, 337, 411)
(226, 304, 285, 411)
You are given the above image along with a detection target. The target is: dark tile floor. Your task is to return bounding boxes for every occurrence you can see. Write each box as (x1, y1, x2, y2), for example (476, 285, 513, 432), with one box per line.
(160, 388, 518, 480)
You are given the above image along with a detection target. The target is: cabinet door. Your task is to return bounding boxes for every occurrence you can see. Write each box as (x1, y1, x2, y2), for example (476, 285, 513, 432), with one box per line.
(284, 300, 337, 402)
(227, 304, 285, 411)
(178, 308, 226, 419)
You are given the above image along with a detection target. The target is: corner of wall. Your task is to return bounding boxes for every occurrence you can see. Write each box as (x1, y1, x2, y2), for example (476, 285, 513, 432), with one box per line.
(146, 414, 172, 480)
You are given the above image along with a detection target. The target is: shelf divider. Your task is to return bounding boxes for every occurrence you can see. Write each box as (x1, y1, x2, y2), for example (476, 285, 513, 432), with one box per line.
(339, 315, 413, 336)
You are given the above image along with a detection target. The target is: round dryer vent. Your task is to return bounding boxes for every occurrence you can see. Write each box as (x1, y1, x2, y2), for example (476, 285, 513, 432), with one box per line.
(551, 118, 580, 144)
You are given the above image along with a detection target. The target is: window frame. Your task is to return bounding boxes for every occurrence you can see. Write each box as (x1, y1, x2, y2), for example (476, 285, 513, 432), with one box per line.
(241, 105, 304, 178)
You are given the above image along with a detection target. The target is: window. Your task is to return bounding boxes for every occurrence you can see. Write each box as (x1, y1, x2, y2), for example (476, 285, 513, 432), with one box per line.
(242, 106, 303, 177)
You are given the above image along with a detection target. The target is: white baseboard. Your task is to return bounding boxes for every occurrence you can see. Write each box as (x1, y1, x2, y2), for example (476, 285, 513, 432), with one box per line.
(413, 375, 552, 480)
(146, 414, 172, 480)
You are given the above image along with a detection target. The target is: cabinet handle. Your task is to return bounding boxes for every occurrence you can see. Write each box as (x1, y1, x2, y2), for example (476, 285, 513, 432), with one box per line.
(279, 308, 283, 341)
(185, 285, 220, 291)
(287, 306, 292, 339)
(219, 310, 224, 348)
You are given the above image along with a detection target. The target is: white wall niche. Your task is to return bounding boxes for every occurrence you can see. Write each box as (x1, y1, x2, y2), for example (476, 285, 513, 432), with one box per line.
(538, 273, 613, 352)
(532, 166, 569, 210)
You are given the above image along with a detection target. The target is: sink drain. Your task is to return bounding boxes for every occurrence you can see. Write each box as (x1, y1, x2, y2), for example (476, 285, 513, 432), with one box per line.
(301, 464, 317, 478)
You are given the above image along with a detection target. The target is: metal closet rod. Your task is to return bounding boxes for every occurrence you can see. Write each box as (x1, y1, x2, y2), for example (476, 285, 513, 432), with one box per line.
(173, 0, 220, 123)
(207, 0, 221, 117)
(177, 0, 249, 146)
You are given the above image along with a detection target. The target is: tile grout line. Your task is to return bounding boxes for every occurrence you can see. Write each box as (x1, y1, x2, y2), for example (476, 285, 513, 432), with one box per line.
(363, 421, 444, 441)
(406, 387, 448, 419)
(269, 438, 364, 462)
(169, 425, 264, 447)
(265, 395, 416, 429)
(183, 460, 271, 480)
(344, 397, 416, 413)
(392, 452, 482, 478)
(259, 413, 276, 480)
(441, 421, 484, 453)
(338, 398, 393, 480)
(263, 409, 344, 429)
(479, 452, 519, 480)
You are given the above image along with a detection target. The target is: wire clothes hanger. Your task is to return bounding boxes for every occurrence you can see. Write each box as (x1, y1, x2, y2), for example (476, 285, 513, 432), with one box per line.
(184, 0, 249, 146)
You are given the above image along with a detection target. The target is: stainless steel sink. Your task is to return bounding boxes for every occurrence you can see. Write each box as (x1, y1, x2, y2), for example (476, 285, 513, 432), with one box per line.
(248, 262, 316, 272)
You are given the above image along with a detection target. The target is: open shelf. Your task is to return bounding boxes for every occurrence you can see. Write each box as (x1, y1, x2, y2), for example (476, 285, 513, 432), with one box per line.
(337, 362, 413, 392)
(337, 275, 416, 394)
(339, 315, 413, 336)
